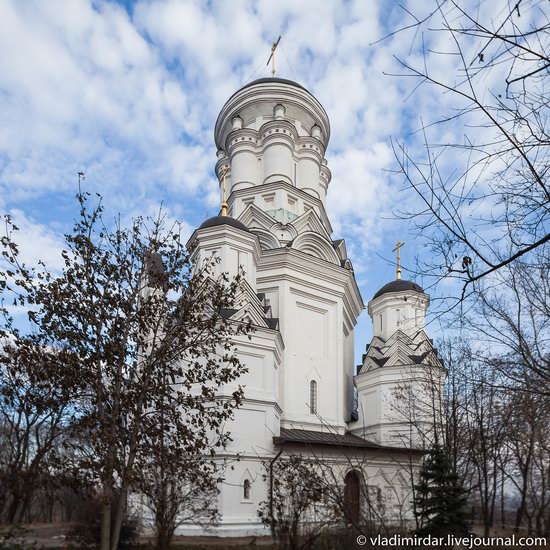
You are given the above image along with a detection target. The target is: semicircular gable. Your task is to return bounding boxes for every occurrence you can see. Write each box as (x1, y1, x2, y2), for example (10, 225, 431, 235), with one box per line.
(269, 222, 298, 245)
(249, 228, 281, 250)
(291, 231, 340, 265)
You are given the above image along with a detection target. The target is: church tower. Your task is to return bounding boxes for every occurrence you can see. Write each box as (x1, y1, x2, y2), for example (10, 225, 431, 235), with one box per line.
(351, 276, 444, 448)
(190, 77, 363, 437)
(185, 77, 363, 534)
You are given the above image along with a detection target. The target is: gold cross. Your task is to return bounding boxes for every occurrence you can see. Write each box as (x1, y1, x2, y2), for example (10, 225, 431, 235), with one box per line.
(392, 240, 405, 280)
(267, 36, 281, 77)
(220, 165, 229, 216)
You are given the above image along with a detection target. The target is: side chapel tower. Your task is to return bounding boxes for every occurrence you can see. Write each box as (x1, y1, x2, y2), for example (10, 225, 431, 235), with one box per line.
(185, 77, 443, 536)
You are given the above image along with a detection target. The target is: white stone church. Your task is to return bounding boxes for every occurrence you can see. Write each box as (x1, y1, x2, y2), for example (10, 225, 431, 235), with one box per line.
(184, 77, 443, 536)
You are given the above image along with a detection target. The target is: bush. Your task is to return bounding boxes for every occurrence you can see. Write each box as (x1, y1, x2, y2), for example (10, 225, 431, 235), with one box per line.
(310, 529, 362, 550)
(67, 494, 141, 548)
(0, 526, 35, 550)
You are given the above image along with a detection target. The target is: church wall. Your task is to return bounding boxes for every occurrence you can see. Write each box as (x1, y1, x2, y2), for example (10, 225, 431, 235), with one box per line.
(353, 363, 439, 448)
(286, 289, 338, 426)
(215, 456, 269, 534)
(262, 140, 293, 185)
(369, 293, 428, 341)
(197, 324, 282, 465)
(296, 155, 321, 198)
(255, 250, 361, 434)
(230, 148, 257, 190)
(190, 226, 260, 288)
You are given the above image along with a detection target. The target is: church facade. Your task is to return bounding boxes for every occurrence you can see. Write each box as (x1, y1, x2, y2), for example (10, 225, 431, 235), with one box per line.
(185, 77, 443, 536)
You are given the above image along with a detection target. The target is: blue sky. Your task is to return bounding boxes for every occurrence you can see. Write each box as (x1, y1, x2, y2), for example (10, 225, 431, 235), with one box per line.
(0, 0, 486, 361)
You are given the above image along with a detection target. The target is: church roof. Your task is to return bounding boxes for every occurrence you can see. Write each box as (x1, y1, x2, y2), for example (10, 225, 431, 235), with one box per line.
(358, 329, 443, 374)
(373, 279, 424, 300)
(217, 286, 280, 331)
(275, 428, 381, 449)
(274, 428, 424, 453)
(198, 215, 249, 232)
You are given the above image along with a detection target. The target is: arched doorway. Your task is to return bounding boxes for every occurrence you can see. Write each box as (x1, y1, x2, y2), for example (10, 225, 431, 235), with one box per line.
(344, 470, 361, 524)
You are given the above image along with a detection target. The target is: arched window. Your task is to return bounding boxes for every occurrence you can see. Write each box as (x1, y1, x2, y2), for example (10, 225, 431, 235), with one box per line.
(243, 479, 251, 500)
(309, 380, 317, 414)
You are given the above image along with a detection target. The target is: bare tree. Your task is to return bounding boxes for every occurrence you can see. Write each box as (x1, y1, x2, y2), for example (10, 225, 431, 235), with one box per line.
(0, 192, 250, 549)
(0, 339, 76, 523)
(137, 455, 219, 549)
(258, 454, 337, 550)
(385, 0, 550, 300)
(463, 248, 550, 395)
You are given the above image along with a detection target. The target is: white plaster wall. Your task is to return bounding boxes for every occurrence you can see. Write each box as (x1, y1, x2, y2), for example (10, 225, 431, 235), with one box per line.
(190, 226, 260, 288)
(343, 325, 354, 422)
(256, 249, 362, 435)
(352, 362, 442, 448)
(231, 149, 257, 189)
(263, 141, 293, 184)
(369, 292, 428, 341)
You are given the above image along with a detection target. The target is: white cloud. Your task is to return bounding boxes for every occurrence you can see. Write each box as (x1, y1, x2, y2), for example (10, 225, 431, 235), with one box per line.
(4, 210, 66, 272)
(1, 0, 517, 353)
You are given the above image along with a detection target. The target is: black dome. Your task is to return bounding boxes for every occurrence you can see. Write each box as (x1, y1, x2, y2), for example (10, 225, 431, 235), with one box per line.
(238, 77, 309, 94)
(198, 215, 249, 232)
(373, 279, 424, 300)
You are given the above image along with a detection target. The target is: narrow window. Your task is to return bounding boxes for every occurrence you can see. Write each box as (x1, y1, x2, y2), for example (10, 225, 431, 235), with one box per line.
(415, 308, 419, 327)
(310, 380, 317, 414)
(243, 479, 251, 500)
(378, 314, 383, 331)
(396, 309, 401, 326)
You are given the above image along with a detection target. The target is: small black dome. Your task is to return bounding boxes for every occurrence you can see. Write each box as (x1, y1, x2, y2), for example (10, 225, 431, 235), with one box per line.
(198, 215, 249, 232)
(373, 279, 424, 300)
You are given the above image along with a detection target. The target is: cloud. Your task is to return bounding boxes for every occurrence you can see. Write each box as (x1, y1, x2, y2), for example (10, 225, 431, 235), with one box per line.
(1, 0, 508, 353)
(3, 210, 66, 272)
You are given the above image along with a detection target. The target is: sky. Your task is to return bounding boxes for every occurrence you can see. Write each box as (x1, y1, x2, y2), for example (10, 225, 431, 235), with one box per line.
(0, 0, 503, 360)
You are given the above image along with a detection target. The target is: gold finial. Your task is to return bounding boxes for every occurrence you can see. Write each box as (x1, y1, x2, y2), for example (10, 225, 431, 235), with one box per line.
(393, 240, 405, 280)
(267, 36, 281, 77)
(220, 165, 229, 216)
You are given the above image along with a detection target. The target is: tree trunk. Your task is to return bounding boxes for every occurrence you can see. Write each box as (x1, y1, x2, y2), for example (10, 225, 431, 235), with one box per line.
(100, 483, 112, 550)
(111, 485, 128, 550)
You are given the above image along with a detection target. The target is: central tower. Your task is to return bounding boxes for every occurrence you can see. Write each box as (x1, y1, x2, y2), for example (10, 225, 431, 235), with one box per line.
(190, 77, 363, 437)
(186, 77, 363, 535)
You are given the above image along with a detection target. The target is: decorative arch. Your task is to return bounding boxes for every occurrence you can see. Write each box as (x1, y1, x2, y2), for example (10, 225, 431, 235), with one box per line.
(269, 222, 298, 245)
(238, 203, 277, 231)
(292, 209, 330, 239)
(291, 231, 340, 264)
(249, 228, 281, 251)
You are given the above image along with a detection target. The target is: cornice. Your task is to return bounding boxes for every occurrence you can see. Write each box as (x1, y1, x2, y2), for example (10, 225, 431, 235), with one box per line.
(257, 248, 364, 320)
(227, 180, 333, 235)
(186, 223, 262, 261)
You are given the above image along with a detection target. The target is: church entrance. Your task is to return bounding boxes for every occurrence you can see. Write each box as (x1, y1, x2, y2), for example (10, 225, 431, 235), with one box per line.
(344, 470, 361, 524)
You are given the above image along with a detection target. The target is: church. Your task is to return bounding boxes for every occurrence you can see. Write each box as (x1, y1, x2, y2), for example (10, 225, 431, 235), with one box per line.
(184, 76, 443, 536)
